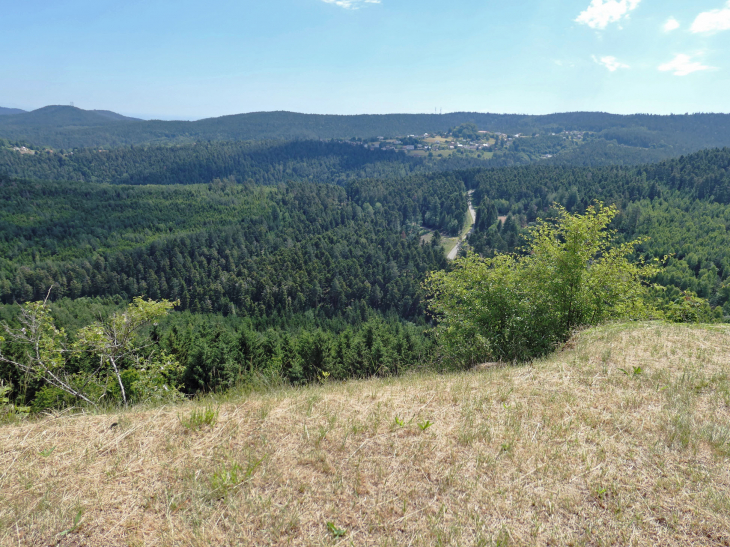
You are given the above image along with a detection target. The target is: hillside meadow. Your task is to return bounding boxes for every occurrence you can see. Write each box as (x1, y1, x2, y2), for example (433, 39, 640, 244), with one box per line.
(1, 322, 729, 546)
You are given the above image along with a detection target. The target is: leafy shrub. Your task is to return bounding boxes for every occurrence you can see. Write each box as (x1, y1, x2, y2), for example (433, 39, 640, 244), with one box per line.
(425, 203, 656, 364)
(1, 297, 178, 409)
(0, 382, 29, 419)
(655, 288, 723, 323)
(31, 385, 75, 413)
(129, 351, 185, 404)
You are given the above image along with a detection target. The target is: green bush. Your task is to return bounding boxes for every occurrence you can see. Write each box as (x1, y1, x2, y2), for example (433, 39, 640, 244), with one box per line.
(655, 287, 723, 323)
(31, 385, 75, 413)
(425, 203, 656, 365)
(1, 382, 30, 418)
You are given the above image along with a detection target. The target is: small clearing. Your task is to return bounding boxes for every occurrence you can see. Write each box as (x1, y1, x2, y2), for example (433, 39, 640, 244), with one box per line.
(446, 190, 476, 260)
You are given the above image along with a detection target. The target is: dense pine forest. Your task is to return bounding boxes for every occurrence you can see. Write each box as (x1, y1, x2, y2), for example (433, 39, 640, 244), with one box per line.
(2, 113, 730, 409)
(0, 140, 493, 185)
(0, 174, 468, 309)
(0, 134, 704, 189)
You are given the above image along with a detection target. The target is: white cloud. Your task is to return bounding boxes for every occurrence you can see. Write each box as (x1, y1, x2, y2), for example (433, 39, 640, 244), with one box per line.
(592, 55, 629, 71)
(658, 54, 713, 76)
(575, 0, 641, 29)
(690, 1, 730, 33)
(663, 17, 680, 32)
(321, 0, 380, 9)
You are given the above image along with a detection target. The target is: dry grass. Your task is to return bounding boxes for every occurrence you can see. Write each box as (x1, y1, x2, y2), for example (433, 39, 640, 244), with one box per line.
(2, 322, 730, 546)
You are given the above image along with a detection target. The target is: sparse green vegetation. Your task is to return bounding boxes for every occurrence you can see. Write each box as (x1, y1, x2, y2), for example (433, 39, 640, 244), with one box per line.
(0, 297, 180, 408)
(179, 404, 219, 430)
(326, 521, 347, 538)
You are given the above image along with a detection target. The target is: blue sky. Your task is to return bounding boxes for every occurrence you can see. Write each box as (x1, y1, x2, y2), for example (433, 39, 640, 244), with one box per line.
(1, 0, 729, 119)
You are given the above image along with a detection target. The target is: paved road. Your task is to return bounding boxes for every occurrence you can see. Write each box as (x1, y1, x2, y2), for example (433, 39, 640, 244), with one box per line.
(447, 191, 476, 260)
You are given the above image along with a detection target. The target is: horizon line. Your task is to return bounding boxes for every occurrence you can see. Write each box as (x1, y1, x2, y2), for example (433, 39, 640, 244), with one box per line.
(3, 104, 730, 123)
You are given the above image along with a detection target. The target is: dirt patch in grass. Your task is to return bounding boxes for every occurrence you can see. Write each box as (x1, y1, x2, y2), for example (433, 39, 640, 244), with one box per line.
(1, 323, 729, 546)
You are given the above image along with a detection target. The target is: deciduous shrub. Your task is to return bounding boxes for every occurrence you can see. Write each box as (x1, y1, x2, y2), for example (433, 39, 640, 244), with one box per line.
(425, 203, 657, 365)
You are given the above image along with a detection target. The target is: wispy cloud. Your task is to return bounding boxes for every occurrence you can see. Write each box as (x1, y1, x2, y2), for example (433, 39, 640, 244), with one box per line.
(575, 0, 641, 29)
(321, 0, 381, 9)
(690, 1, 730, 33)
(592, 55, 629, 71)
(663, 17, 680, 32)
(658, 54, 714, 76)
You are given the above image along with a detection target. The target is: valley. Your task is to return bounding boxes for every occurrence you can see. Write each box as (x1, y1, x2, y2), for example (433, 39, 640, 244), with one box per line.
(1, 106, 730, 546)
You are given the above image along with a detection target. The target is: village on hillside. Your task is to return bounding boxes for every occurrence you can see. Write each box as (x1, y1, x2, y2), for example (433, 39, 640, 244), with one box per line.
(337, 123, 588, 160)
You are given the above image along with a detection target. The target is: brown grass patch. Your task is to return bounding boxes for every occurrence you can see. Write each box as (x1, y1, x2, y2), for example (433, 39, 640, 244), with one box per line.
(1, 322, 729, 546)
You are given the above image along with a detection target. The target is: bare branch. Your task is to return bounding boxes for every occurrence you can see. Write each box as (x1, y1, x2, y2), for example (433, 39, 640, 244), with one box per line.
(42, 285, 54, 306)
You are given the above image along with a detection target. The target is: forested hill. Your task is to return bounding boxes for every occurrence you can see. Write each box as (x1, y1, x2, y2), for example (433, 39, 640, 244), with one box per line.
(0, 105, 140, 129)
(0, 107, 26, 116)
(3, 147, 730, 317)
(0, 136, 721, 187)
(0, 176, 465, 395)
(2, 106, 730, 153)
(0, 140, 490, 186)
(0, 171, 468, 310)
(468, 147, 730, 210)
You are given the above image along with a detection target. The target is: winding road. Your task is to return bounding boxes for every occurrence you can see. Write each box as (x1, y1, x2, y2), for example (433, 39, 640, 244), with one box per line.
(447, 190, 476, 260)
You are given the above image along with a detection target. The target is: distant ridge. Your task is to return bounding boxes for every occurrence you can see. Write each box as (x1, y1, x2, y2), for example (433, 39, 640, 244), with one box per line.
(0, 107, 26, 116)
(91, 109, 143, 122)
(0, 105, 141, 129)
(1, 106, 730, 155)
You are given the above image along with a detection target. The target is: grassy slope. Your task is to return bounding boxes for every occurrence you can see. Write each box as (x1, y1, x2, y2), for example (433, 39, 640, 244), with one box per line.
(1, 323, 729, 546)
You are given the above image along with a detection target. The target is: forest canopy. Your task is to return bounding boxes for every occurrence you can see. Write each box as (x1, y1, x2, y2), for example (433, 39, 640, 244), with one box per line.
(1, 132, 730, 411)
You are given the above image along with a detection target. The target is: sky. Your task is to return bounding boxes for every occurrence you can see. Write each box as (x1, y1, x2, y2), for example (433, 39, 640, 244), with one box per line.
(1, 0, 729, 119)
